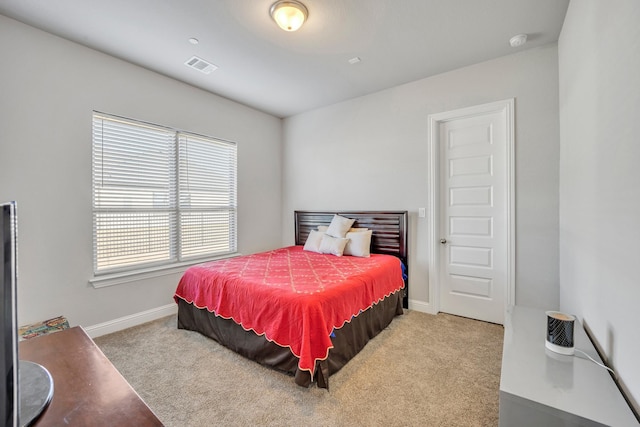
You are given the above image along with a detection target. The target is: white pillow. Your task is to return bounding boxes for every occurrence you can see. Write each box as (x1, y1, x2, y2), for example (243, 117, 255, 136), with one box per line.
(344, 230, 373, 257)
(318, 225, 368, 233)
(302, 230, 324, 253)
(319, 234, 349, 256)
(325, 215, 356, 238)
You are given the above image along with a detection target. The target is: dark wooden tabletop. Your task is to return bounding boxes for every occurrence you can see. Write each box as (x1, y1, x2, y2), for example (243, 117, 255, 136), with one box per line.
(19, 326, 163, 427)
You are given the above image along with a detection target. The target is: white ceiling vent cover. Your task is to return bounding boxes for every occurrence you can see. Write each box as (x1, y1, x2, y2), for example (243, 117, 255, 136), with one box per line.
(184, 56, 218, 74)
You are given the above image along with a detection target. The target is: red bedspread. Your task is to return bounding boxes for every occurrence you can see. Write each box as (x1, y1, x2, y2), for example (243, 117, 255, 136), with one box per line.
(174, 245, 404, 376)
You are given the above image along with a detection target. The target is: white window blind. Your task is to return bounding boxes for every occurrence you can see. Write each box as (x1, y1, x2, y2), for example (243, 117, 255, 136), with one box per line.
(92, 113, 237, 275)
(179, 133, 237, 259)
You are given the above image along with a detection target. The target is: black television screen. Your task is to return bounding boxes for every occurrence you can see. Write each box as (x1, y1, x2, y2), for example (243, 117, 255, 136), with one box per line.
(1, 202, 54, 427)
(1, 201, 18, 427)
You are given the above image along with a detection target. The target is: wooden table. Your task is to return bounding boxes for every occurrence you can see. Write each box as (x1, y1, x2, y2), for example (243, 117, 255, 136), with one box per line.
(19, 326, 163, 426)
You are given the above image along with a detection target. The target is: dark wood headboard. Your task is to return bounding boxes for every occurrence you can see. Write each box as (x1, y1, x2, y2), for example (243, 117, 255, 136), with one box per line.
(294, 210, 408, 308)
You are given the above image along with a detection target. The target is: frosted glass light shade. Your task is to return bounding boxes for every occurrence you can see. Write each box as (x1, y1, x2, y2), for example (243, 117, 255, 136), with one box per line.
(270, 1, 308, 32)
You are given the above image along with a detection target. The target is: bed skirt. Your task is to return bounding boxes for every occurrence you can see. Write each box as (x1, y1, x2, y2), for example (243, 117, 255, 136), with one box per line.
(176, 290, 404, 389)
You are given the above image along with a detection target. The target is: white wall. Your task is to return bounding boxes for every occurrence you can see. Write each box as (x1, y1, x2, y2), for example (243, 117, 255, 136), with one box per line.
(282, 44, 560, 311)
(559, 0, 640, 411)
(0, 15, 283, 329)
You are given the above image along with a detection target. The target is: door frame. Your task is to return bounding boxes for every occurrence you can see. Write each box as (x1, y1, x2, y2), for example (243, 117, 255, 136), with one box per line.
(427, 99, 516, 317)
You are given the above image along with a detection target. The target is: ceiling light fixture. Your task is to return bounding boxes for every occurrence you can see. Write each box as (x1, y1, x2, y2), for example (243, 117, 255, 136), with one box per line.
(270, 0, 308, 32)
(509, 34, 528, 48)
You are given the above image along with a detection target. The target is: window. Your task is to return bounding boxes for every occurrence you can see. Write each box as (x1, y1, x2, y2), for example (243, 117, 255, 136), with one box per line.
(92, 112, 237, 275)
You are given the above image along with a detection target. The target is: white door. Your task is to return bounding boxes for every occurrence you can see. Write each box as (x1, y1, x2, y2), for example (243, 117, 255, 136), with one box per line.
(433, 101, 513, 324)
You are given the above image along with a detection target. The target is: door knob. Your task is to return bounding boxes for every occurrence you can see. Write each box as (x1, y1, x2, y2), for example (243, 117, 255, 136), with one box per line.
(440, 238, 447, 244)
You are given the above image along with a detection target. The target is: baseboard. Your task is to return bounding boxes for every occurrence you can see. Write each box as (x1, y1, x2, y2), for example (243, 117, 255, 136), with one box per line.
(84, 303, 178, 339)
(408, 299, 437, 315)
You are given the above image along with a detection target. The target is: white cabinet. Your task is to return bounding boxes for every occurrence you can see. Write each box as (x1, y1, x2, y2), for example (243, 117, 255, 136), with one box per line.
(499, 306, 637, 426)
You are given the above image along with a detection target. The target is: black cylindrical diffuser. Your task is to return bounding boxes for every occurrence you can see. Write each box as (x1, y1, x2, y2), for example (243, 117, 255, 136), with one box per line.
(545, 311, 576, 355)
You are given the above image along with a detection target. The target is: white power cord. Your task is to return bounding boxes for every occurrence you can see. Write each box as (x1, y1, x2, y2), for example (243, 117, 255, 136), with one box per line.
(574, 348, 616, 377)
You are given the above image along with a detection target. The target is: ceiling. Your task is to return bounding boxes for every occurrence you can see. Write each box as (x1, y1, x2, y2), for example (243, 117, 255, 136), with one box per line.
(0, 0, 569, 118)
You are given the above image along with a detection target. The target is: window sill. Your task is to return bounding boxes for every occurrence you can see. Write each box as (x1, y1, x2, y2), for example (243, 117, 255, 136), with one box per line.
(89, 253, 241, 289)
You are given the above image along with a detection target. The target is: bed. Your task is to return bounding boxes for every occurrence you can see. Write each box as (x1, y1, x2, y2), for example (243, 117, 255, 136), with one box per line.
(174, 210, 408, 388)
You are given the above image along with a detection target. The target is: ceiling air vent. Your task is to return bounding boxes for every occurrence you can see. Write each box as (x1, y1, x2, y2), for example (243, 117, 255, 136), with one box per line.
(184, 56, 218, 74)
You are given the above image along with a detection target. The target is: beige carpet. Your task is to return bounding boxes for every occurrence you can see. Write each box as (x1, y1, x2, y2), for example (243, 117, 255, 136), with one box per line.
(94, 310, 503, 427)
